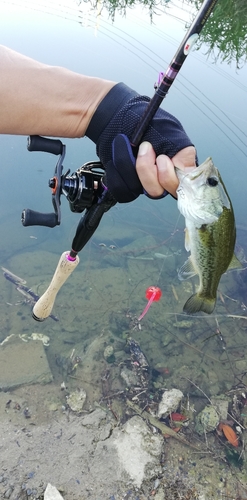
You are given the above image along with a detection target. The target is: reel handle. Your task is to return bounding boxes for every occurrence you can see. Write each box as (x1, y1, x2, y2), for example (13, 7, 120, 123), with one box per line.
(27, 135, 63, 155)
(21, 208, 58, 228)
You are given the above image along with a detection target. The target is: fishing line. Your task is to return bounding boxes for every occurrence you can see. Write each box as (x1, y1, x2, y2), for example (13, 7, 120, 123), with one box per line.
(174, 86, 247, 157)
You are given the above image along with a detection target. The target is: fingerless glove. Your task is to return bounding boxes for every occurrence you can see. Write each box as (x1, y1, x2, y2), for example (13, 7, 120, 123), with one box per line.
(86, 83, 194, 202)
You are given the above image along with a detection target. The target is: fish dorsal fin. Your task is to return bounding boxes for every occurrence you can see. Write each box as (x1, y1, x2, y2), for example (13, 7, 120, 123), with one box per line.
(178, 257, 197, 281)
(227, 253, 243, 270)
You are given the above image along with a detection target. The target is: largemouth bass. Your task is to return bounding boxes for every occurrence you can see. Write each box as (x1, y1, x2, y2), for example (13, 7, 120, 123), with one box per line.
(176, 157, 239, 314)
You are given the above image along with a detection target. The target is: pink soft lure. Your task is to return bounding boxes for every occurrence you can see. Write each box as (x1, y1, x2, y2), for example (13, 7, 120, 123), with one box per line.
(138, 286, 162, 321)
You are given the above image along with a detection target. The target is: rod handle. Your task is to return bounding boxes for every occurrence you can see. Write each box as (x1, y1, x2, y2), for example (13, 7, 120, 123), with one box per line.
(32, 252, 79, 321)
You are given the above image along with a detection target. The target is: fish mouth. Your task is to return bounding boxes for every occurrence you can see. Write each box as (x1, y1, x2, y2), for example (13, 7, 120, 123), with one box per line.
(175, 157, 214, 181)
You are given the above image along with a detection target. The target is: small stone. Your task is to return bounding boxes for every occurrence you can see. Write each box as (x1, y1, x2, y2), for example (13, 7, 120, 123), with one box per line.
(195, 405, 220, 435)
(4, 488, 13, 499)
(66, 388, 86, 413)
(153, 478, 160, 489)
(157, 388, 183, 418)
(103, 345, 115, 362)
(44, 483, 64, 500)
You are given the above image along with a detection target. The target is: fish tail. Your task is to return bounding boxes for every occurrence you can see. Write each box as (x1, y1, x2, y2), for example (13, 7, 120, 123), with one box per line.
(183, 293, 216, 314)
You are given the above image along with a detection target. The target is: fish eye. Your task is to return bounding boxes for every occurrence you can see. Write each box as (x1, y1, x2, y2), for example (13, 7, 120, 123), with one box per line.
(207, 176, 218, 187)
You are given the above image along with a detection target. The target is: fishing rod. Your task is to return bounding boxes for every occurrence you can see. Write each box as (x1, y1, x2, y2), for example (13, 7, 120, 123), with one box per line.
(22, 0, 219, 321)
(131, 0, 219, 146)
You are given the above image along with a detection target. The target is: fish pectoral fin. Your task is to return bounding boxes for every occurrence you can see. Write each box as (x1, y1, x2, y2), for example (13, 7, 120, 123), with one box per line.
(178, 257, 197, 281)
(184, 228, 190, 252)
(227, 253, 243, 270)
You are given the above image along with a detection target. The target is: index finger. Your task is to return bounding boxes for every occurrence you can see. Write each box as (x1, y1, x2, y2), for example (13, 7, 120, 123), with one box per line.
(156, 155, 179, 198)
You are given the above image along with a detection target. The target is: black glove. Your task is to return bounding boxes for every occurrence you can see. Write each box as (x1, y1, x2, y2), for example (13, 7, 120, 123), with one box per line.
(86, 83, 194, 203)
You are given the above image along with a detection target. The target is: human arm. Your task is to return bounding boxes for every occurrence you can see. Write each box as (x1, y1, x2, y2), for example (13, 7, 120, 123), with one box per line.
(0, 44, 114, 137)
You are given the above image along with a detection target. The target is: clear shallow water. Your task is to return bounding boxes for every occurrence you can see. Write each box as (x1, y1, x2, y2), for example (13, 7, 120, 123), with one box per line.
(0, 0, 247, 493)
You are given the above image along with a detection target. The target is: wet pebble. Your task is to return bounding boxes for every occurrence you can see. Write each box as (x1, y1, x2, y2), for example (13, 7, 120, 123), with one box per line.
(23, 407, 31, 418)
(4, 487, 13, 499)
(153, 478, 160, 489)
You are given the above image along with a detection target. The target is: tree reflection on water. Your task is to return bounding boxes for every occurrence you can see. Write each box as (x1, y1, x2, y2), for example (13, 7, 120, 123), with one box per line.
(78, 0, 247, 67)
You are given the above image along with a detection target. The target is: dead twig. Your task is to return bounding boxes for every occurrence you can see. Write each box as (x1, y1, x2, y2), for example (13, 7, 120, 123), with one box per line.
(182, 376, 212, 405)
(126, 400, 199, 450)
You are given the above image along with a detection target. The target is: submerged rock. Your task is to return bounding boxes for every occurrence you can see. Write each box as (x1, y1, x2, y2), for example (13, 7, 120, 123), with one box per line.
(195, 405, 220, 435)
(120, 367, 139, 387)
(104, 345, 115, 363)
(113, 416, 163, 487)
(66, 388, 86, 413)
(157, 388, 183, 418)
(0, 334, 52, 390)
(211, 397, 229, 421)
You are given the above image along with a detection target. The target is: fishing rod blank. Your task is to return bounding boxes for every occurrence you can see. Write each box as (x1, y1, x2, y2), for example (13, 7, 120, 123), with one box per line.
(131, 0, 219, 147)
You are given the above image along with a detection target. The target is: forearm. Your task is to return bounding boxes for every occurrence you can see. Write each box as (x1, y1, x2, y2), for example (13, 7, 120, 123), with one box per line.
(0, 45, 115, 137)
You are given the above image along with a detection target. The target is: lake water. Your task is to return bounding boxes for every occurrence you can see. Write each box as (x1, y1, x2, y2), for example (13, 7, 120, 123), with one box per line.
(0, 0, 247, 497)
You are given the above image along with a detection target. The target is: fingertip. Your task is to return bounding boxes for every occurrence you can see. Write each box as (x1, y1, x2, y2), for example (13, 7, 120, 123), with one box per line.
(137, 141, 152, 157)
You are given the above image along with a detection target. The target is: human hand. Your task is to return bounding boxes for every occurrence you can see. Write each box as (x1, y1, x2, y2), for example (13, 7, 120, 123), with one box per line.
(86, 83, 196, 202)
(136, 142, 196, 198)
(103, 134, 196, 202)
